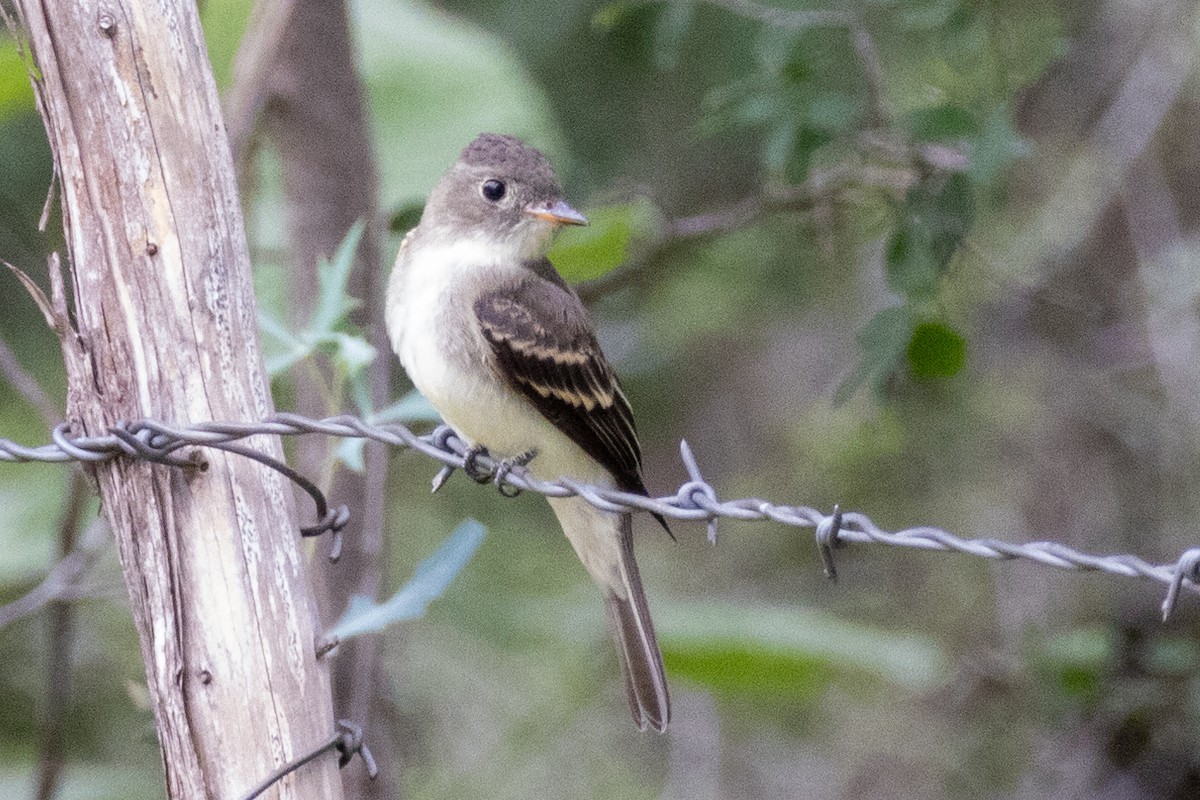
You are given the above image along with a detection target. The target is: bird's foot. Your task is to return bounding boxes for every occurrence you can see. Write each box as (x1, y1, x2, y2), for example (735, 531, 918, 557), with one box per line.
(461, 445, 493, 484)
(494, 449, 537, 498)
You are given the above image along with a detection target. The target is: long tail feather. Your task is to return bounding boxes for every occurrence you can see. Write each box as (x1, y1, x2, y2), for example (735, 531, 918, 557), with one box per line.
(606, 514, 670, 732)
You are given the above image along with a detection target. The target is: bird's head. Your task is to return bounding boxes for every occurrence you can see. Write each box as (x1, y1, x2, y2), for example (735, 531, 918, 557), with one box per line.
(420, 133, 588, 258)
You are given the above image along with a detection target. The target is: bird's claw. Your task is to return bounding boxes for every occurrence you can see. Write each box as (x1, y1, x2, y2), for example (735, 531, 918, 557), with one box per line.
(462, 445, 493, 484)
(455, 446, 537, 496)
(494, 449, 537, 497)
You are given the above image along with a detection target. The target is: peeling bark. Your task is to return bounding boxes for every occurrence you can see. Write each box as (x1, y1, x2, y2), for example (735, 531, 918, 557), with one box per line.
(10, 1, 343, 797)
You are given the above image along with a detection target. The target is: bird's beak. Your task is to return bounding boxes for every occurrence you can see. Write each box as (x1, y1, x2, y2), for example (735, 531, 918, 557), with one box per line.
(524, 199, 588, 226)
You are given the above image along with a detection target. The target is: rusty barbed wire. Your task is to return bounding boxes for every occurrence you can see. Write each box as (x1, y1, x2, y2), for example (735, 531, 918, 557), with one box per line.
(2, 412, 1198, 620)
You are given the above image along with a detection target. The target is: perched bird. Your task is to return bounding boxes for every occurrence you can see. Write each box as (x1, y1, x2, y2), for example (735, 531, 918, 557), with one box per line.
(385, 133, 670, 731)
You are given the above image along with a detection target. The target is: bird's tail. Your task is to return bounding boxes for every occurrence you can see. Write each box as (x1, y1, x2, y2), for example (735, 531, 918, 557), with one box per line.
(606, 513, 671, 732)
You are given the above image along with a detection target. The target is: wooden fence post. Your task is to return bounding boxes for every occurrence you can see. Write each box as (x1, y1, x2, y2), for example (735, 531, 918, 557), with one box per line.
(10, 1, 344, 796)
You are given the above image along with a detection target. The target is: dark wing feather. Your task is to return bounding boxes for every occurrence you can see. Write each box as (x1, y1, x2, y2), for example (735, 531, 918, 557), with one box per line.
(474, 270, 648, 497)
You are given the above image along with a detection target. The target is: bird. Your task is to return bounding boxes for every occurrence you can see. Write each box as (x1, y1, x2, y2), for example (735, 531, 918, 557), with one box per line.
(385, 132, 670, 732)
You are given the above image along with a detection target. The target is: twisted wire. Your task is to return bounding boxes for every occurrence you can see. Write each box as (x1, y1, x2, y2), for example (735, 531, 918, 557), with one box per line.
(3, 412, 1198, 619)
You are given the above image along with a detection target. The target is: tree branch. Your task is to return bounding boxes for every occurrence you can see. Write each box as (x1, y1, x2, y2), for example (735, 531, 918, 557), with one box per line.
(577, 163, 914, 302)
(233, 1, 395, 796)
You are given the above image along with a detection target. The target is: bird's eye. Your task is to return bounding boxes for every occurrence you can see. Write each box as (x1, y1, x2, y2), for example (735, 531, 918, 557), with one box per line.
(481, 179, 506, 202)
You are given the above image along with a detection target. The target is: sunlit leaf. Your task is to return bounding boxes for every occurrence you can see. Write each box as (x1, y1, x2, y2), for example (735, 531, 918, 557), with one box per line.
(548, 200, 657, 282)
(197, 0, 255, 88)
(906, 320, 966, 378)
(0, 37, 34, 120)
(591, 1, 638, 32)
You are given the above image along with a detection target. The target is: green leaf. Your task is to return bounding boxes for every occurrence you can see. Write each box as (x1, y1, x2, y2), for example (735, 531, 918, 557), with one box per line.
(908, 103, 978, 141)
(591, 1, 638, 32)
(198, 0, 255, 89)
(885, 220, 939, 296)
(309, 221, 365, 337)
(0, 37, 34, 120)
(835, 305, 915, 402)
(659, 602, 948, 695)
(733, 91, 786, 125)
(388, 201, 425, 234)
(763, 121, 798, 174)
(1034, 628, 1114, 702)
(892, 171, 975, 288)
(665, 642, 836, 698)
(257, 222, 375, 383)
(547, 200, 657, 282)
(899, 0, 961, 30)
(326, 331, 376, 379)
(372, 389, 443, 425)
(906, 320, 966, 378)
(335, 388, 443, 470)
(257, 309, 310, 378)
(969, 107, 1028, 185)
(806, 90, 861, 131)
(329, 519, 486, 640)
(1146, 637, 1200, 674)
(786, 126, 832, 182)
(654, 0, 695, 71)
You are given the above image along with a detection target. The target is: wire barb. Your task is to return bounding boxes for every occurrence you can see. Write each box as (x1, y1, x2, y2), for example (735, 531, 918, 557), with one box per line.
(815, 504, 843, 582)
(678, 440, 720, 544)
(1161, 548, 1200, 622)
(3, 412, 1199, 612)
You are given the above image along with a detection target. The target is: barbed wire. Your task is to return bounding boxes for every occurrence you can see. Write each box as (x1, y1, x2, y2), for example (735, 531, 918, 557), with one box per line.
(2, 411, 1198, 620)
(239, 719, 376, 800)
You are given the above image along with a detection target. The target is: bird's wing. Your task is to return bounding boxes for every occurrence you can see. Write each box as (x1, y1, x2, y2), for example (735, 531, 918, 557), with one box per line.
(474, 269, 647, 495)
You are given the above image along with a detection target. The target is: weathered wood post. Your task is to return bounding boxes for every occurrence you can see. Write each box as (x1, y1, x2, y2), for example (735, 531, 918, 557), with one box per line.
(10, 1, 344, 796)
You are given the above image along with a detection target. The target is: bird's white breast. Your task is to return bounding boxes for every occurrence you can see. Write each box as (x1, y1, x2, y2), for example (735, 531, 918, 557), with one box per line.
(385, 236, 609, 485)
(387, 237, 502, 418)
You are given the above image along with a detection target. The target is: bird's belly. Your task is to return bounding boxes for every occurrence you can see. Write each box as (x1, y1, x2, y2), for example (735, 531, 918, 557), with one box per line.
(437, 376, 610, 486)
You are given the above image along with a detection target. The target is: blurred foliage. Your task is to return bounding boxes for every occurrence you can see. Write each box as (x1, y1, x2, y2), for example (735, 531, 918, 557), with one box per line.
(331, 519, 486, 639)
(660, 601, 947, 695)
(546, 198, 659, 281)
(258, 220, 376, 389)
(4, 1, 1200, 798)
